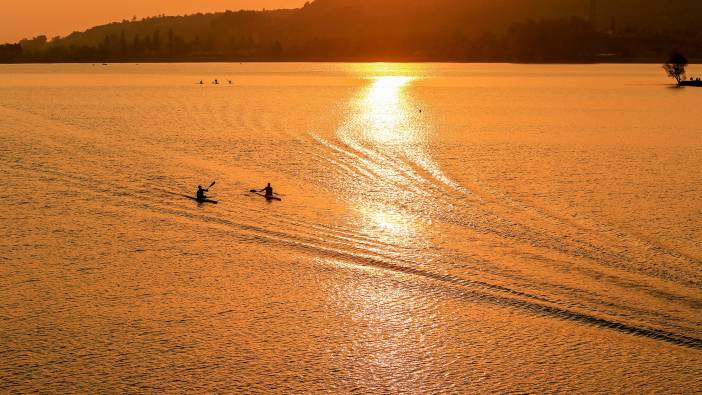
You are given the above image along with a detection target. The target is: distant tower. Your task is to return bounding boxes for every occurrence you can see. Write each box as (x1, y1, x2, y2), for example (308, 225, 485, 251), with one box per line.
(589, 0, 598, 29)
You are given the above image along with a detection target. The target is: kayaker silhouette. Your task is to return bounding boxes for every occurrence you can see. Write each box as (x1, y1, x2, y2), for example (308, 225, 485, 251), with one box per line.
(196, 185, 209, 200)
(259, 183, 274, 197)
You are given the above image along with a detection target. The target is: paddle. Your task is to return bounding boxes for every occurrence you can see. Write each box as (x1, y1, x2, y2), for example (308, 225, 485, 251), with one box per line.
(198, 181, 215, 198)
(250, 188, 280, 195)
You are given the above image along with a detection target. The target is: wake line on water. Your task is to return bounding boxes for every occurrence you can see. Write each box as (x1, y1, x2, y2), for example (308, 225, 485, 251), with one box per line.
(127, 189, 702, 351)
(317, 253, 702, 351)
(311, 127, 702, 290)
(11, 118, 698, 351)
(14, 150, 701, 350)
(268, 223, 702, 350)
(312, 132, 463, 198)
(292, 132, 702, 347)
(17, 150, 700, 337)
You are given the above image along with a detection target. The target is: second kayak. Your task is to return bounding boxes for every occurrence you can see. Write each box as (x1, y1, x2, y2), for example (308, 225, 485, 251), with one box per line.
(253, 192, 282, 201)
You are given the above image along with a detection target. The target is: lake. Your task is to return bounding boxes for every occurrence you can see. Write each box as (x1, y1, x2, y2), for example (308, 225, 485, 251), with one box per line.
(0, 63, 700, 392)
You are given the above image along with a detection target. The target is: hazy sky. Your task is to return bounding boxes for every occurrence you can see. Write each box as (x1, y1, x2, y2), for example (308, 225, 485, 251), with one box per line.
(0, 0, 307, 43)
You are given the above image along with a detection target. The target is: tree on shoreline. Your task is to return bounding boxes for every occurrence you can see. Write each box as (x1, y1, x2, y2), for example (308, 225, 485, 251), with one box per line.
(663, 51, 688, 85)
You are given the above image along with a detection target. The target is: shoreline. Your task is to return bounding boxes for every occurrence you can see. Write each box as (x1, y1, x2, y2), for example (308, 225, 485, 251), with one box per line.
(1, 58, 698, 65)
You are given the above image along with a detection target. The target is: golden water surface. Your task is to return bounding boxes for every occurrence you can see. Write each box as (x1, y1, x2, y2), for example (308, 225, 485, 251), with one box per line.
(0, 63, 701, 392)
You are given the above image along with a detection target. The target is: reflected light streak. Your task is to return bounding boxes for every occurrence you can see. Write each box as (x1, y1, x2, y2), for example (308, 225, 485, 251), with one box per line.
(361, 206, 419, 247)
(361, 76, 416, 144)
(338, 74, 432, 249)
(324, 73, 444, 382)
(334, 71, 457, 252)
(357, 75, 465, 193)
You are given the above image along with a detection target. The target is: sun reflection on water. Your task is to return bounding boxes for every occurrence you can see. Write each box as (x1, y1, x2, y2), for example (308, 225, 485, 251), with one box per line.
(330, 72, 443, 251)
(319, 70, 449, 385)
(341, 75, 429, 249)
(360, 76, 418, 145)
(360, 206, 419, 248)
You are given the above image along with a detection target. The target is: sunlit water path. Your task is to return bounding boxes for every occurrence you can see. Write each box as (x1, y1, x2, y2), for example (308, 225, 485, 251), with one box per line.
(1, 63, 701, 392)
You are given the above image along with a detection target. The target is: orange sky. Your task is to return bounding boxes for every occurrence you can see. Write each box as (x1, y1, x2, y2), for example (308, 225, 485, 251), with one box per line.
(0, 0, 307, 43)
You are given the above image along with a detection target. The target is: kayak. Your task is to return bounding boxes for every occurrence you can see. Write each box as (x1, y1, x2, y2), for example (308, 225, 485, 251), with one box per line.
(254, 192, 282, 201)
(184, 195, 218, 204)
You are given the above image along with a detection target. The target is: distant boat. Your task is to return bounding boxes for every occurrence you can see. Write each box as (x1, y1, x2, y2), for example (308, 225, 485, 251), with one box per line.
(680, 80, 702, 87)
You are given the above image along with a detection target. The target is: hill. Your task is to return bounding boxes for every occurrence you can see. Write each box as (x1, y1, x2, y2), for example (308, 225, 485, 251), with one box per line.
(2, 0, 701, 63)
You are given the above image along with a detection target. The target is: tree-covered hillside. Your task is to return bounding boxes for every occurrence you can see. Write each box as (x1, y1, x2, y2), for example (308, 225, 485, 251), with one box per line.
(2, 0, 701, 63)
